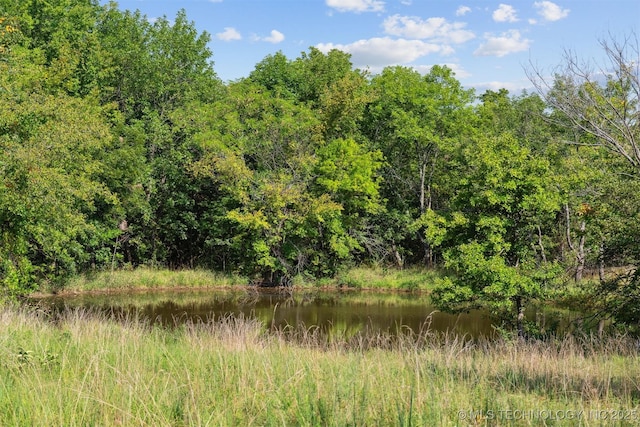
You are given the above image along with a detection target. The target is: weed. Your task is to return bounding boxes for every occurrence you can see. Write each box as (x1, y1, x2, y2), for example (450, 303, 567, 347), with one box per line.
(1, 306, 638, 426)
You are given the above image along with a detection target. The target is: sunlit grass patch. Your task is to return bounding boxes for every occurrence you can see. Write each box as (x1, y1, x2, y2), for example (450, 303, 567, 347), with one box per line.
(1, 305, 638, 426)
(42, 266, 441, 295)
(48, 267, 247, 294)
(336, 266, 442, 291)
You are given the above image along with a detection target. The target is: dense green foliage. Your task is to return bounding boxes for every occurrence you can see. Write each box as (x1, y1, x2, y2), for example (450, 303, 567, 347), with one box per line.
(1, 1, 639, 330)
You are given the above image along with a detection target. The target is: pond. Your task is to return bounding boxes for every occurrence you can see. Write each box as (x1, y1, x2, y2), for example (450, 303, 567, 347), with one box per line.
(28, 287, 588, 339)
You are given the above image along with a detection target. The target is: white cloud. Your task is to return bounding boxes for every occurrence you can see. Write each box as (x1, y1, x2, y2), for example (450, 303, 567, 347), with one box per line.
(492, 4, 518, 23)
(472, 79, 533, 93)
(216, 27, 241, 41)
(326, 0, 385, 13)
(533, 1, 570, 22)
(474, 30, 530, 57)
(456, 6, 471, 17)
(382, 15, 475, 44)
(442, 63, 472, 79)
(263, 30, 285, 44)
(317, 37, 445, 69)
(412, 63, 472, 78)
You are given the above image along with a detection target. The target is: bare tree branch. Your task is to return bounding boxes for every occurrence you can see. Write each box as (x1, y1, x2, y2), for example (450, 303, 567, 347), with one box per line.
(527, 32, 640, 172)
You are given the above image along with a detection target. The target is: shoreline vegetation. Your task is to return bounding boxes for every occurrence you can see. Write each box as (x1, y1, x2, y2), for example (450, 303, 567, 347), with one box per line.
(30, 266, 604, 316)
(28, 267, 603, 328)
(33, 266, 444, 297)
(1, 306, 638, 426)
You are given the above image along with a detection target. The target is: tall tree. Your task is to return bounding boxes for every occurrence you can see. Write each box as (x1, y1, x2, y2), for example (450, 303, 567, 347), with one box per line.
(363, 65, 475, 265)
(529, 34, 640, 329)
(424, 134, 561, 335)
(187, 82, 327, 282)
(95, 6, 225, 267)
(186, 82, 383, 282)
(0, 54, 119, 294)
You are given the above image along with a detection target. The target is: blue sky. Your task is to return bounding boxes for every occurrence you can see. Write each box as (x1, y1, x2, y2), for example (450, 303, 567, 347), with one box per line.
(102, 0, 639, 93)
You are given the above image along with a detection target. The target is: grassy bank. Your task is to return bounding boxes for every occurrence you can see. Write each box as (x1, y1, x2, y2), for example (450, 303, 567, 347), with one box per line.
(43, 266, 441, 295)
(47, 268, 248, 294)
(332, 266, 441, 291)
(1, 307, 639, 426)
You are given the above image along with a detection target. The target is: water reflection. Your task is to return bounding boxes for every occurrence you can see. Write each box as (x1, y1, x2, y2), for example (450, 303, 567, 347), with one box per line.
(29, 288, 584, 339)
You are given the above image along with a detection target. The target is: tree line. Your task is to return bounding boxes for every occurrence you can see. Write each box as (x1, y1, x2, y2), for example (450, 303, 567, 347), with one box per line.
(1, 1, 638, 331)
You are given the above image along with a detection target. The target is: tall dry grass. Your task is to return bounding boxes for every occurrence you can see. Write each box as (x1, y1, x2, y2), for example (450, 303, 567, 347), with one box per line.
(1, 306, 638, 426)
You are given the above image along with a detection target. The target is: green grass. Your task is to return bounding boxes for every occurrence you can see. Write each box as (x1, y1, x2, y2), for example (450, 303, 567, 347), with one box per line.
(39, 266, 442, 295)
(1, 306, 638, 426)
(48, 267, 248, 294)
(332, 266, 442, 291)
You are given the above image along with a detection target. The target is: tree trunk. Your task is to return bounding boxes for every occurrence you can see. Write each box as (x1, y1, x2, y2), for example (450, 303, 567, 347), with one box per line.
(575, 220, 586, 282)
(392, 244, 404, 268)
(564, 204, 573, 251)
(515, 296, 525, 339)
(419, 152, 438, 267)
(418, 233, 434, 268)
(425, 245, 433, 268)
(598, 241, 606, 283)
(419, 162, 426, 214)
(564, 204, 587, 282)
(426, 151, 437, 212)
(537, 225, 547, 263)
(598, 318, 606, 337)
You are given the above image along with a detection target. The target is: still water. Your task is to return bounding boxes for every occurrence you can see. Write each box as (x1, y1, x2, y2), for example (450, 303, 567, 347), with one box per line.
(30, 288, 582, 339)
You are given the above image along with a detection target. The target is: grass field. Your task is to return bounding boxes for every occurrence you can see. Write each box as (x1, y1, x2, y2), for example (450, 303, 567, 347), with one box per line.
(1, 306, 639, 426)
